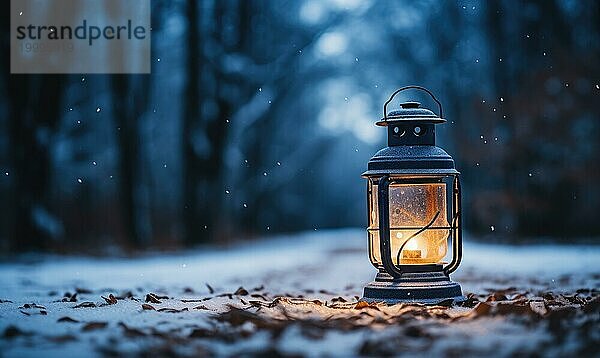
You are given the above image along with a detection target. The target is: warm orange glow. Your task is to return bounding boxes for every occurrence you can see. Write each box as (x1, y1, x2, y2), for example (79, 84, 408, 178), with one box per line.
(367, 178, 450, 266)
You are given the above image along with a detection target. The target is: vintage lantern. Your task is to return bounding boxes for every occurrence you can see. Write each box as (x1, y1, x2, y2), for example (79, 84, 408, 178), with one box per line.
(362, 86, 464, 304)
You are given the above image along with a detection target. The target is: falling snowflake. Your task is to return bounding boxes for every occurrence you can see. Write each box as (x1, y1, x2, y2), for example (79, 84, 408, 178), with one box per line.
(96, 107, 101, 113)
(77, 178, 83, 183)
(490, 225, 495, 232)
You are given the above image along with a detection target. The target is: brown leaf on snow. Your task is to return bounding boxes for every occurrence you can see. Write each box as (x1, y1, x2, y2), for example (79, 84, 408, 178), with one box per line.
(468, 302, 493, 318)
(486, 292, 508, 302)
(101, 294, 118, 305)
(57, 316, 80, 323)
(157, 307, 189, 313)
(141, 303, 156, 310)
(354, 301, 380, 311)
(73, 301, 97, 308)
(193, 305, 209, 310)
(145, 293, 162, 304)
(189, 327, 217, 338)
(81, 322, 108, 331)
(0, 299, 14, 303)
(206, 283, 215, 294)
(62, 293, 78, 302)
(331, 296, 347, 303)
(3, 326, 30, 339)
(234, 287, 249, 296)
(19, 303, 46, 310)
(118, 322, 147, 337)
(354, 301, 370, 309)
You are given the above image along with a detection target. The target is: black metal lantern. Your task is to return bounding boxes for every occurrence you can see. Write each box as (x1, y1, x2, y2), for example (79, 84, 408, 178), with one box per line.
(362, 86, 464, 304)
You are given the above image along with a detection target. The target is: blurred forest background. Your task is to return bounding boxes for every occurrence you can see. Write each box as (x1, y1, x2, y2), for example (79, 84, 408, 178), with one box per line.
(0, 0, 599, 253)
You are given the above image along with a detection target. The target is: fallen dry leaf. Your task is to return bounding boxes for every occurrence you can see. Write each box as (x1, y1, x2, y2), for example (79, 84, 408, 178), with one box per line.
(118, 322, 146, 337)
(3, 326, 30, 339)
(101, 294, 118, 305)
(19, 303, 46, 310)
(145, 293, 163, 304)
(81, 322, 108, 331)
(141, 304, 155, 310)
(234, 287, 249, 296)
(157, 307, 189, 313)
(73, 302, 96, 309)
(206, 283, 215, 294)
(57, 316, 80, 323)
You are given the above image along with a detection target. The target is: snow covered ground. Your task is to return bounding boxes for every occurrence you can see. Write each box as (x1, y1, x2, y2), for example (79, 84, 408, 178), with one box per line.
(0, 229, 599, 357)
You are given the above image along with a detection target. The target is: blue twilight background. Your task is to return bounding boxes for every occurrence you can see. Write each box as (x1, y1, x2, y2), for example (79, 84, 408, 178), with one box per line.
(0, 0, 599, 253)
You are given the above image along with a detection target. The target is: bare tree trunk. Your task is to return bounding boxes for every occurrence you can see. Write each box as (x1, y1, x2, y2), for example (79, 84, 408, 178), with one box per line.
(182, 0, 205, 245)
(111, 75, 152, 248)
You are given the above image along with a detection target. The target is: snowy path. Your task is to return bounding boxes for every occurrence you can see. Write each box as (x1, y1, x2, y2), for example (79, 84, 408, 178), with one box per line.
(0, 229, 599, 357)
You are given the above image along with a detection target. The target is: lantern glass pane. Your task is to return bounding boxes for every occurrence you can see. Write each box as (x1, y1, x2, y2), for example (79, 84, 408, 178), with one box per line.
(368, 178, 450, 266)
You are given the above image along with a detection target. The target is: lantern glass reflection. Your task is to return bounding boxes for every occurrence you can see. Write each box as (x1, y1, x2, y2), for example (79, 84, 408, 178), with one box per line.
(368, 178, 450, 265)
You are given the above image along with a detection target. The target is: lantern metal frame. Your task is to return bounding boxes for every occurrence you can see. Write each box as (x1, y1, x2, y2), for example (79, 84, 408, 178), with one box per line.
(361, 86, 465, 305)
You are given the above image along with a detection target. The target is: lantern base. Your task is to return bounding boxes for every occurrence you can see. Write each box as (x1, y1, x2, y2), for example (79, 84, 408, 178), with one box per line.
(361, 268, 464, 305)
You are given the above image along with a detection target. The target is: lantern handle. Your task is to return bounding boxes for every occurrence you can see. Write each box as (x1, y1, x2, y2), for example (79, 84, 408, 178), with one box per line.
(443, 175, 463, 275)
(383, 85, 443, 121)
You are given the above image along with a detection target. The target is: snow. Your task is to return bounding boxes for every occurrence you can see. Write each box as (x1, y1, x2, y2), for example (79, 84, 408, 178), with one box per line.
(0, 229, 598, 357)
